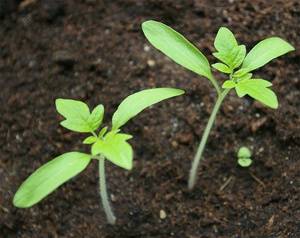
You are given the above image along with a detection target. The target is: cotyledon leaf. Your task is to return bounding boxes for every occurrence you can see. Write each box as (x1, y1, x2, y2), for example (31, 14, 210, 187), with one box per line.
(242, 37, 295, 72)
(142, 20, 213, 80)
(112, 88, 184, 130)
(13, 152, 91, 208)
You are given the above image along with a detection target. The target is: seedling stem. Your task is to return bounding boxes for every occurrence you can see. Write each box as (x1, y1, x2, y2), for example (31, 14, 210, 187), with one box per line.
(99, 157, 116, 225)
(210, 75, 221, 96)
(188, 88, 230, 190)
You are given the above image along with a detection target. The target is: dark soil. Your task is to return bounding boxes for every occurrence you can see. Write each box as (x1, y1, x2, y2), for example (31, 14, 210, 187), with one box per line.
(1, 0, 299, 237)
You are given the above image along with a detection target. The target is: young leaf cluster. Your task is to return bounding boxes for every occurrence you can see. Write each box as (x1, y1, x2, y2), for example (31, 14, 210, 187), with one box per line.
(142, 20, 294, 109)
(215, 29, 294, 109)
(13, 88, 184, 210)
(212, 27, 246, 73)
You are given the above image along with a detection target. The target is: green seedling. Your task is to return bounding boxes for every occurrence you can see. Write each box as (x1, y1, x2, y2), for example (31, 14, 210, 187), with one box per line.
(142, 20, 294, 190)
(237, 146, 252, 167)
(13, 88, 184, 225)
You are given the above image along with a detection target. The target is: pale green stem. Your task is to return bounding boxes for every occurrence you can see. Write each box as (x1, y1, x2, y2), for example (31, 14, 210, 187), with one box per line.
(99, 158, 116, 225)
(91, 131, 97, 137)
(188, 88, 230, 190)
(210, 75, 221, 96)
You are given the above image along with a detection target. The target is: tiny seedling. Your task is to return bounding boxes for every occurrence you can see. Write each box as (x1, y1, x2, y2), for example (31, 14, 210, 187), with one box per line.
(142, 20, 294, 190)
(13, 88, 184, 224)
(237, 146, 252, 167)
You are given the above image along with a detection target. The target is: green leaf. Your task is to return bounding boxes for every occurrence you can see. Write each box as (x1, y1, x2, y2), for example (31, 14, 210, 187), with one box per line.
(56, 99, 104, 133)
(247, 78, 273, 87)
(13, 152, 91, 208)
(235, 73, 253, 82)
(214, 27, 238, 53)
(236, 79, 278, 108)
(87, 104, 104, 131)
(213, 27, 246, 70)
(98, 127, 108, 138)
(222, 80, 236, 89)
(56, 99, 90, 126)
(92, 132, 133, 170)
(242, 37, 295, 72)
(235, 85, 247, 97)
(231, 45, 246, 68)
(233, 68, 250, 78)
(212, 52, 229, 66)
(237, 146, 252, 168)
(238, 157, 252, 167)
(213, 45, 246, 69)
(142, 20, 213, 80)
(83, 136, 98, 144)
(212, 63, 232, 74)
(112, 88, 184, 130)
(238, 146, 252, 158)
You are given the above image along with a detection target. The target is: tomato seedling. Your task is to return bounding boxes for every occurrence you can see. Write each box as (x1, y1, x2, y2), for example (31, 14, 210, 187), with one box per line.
(13, 88, 184, 224)
(142, 20, 294, 190)
(237, 146, 252, 167)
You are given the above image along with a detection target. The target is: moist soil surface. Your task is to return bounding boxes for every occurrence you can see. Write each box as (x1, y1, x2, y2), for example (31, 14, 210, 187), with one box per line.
(1, 0, 300, 237)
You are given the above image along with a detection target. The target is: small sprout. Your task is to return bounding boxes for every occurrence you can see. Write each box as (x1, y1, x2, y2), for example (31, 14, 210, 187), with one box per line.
(98, 126, 108, 138)
(83, 135, 97, 144)
(13, 88, 184, 225)
(237, 146, 252, 167)
(142, 20, 294, 190)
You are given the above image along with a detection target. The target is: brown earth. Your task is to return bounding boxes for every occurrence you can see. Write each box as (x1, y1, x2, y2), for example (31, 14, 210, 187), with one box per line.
(0, 0, 299, 237)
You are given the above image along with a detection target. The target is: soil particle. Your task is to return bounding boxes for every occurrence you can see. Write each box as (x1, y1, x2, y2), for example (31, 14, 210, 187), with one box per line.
(159, 209, 167, 220)
(53, 50, 77, 68)
(250, 116, 268, 133)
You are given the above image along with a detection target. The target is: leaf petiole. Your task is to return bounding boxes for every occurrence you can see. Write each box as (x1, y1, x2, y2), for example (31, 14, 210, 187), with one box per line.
(209, 74, 221, 96)
(91, 131, 98, 138)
